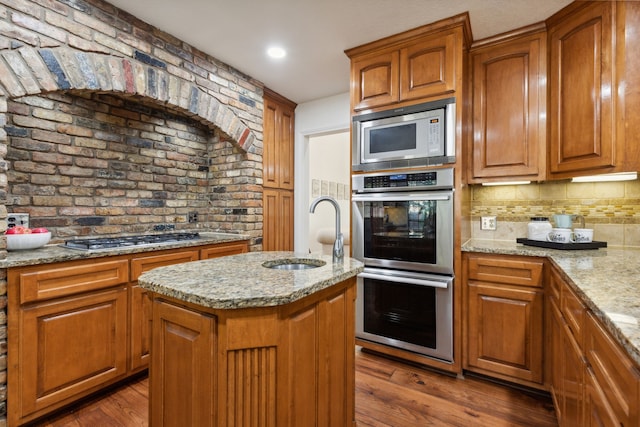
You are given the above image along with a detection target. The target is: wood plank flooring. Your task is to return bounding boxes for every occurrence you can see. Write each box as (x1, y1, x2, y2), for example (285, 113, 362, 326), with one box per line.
(34, 349, 557, 426)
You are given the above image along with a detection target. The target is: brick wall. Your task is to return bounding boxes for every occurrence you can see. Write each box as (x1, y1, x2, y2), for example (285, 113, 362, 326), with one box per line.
(0, 0, 269, 423)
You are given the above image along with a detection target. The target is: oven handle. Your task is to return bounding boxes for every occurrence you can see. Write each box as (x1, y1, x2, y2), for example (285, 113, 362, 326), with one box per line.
(352, 192, 451, 202)
(359, 271, 450, 289)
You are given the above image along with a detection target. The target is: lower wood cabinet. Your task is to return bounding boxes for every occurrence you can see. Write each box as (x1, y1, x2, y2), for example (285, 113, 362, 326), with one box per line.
(263, 188, 293, 251)
(8, 240, 249, 426)
(548, 264, 640, 427)
(463, 253, 545, 388)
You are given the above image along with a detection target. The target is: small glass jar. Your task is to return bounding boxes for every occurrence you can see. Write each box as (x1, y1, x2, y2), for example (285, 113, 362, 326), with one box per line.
(528, 217, 552, 241)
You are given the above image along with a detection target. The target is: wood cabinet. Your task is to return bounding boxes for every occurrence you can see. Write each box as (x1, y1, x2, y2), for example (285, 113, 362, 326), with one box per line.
(548, 264, 640, 427)
(8, 240, 249, 426)
(263, 89, 295, 190)
(463, 253, 545, 387)
(262, 188, 293, 251)
(150, 299, 215, 427)
(262, 88, 295, 251)
(148, 277, 357, 426)
(546, 1, 640, 179)
(548, 267, 586, 427)
(468, 26, 546, 183)
(8, 258, 130, 426)
(584, 312, 640, 426)
(346, 13, 470, 111)
(129, 250, 199, 372)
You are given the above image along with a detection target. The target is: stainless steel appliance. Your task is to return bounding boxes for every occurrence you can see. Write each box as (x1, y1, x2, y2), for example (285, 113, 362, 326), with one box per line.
(352, 97, 456, 172)
(63, 232, 200, 250)
(352, 168, 454, 362)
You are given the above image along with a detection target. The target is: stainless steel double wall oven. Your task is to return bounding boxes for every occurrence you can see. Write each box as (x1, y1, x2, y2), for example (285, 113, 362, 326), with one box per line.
(352, 168, 454, 362)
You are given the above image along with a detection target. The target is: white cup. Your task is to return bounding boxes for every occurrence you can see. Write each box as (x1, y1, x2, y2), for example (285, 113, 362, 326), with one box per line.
(573, 228, 594, 243)
(547, 228, 575, 243)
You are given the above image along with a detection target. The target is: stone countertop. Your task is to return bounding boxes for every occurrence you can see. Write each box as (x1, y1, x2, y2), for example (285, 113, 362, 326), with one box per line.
(0, 231, 250, 268)
(462, 239, 640, 366)
(137, 251, 364, 310)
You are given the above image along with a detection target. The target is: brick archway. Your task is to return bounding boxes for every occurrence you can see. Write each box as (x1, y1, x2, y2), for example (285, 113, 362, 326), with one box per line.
(0, 46, 258, 153)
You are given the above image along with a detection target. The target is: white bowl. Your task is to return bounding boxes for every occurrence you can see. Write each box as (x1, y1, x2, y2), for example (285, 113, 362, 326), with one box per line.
(6, 232, 51, 251)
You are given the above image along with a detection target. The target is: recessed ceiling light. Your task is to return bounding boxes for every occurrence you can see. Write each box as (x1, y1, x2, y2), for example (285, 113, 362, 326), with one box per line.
(267, 46, 286, 59)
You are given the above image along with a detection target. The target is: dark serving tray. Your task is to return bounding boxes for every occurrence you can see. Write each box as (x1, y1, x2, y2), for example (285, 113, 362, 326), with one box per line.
(516, 238, 607, 250)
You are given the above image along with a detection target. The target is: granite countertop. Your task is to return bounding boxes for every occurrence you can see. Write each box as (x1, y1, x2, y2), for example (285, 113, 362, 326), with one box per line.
(0, 231, 250, 268)
(137, 251, 364, 310)
(462, 238, 640, 366)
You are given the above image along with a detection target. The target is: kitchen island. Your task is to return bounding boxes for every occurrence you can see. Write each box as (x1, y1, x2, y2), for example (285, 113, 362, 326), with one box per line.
(138, 251, 364, 427)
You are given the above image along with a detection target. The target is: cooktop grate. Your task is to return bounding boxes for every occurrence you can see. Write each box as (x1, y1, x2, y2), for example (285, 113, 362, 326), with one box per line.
(63, 232, 201, 250)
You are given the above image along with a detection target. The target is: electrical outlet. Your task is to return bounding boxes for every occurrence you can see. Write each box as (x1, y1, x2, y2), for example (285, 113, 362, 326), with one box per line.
(188, 211, 198, 223)
(481, 216, 497, 231)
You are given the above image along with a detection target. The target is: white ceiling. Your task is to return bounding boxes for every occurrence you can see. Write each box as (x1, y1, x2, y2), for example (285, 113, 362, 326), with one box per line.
(106, 0, 573, 104)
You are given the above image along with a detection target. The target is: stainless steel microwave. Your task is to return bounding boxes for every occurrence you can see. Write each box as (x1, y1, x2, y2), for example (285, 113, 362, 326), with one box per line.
(352, 98, 456, 172)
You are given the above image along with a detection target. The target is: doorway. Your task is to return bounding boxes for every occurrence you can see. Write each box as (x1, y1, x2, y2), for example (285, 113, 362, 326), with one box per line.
(307, 131, 350, 255)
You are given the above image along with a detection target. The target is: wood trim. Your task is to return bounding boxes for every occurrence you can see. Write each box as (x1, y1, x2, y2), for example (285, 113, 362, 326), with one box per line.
(345, 12, 471, 57)
(470, 22, 546, 50)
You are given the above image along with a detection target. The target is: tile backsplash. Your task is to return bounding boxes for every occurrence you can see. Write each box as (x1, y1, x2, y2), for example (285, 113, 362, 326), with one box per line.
(470, 179, 640, 247)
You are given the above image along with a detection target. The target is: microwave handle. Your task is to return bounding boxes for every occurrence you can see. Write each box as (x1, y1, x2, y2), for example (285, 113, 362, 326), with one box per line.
(351, 193, 451, 202)
(358, 271, 449, 289)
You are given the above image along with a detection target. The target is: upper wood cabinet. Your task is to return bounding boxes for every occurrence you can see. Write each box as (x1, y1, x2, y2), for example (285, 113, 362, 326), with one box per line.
(263, 88, 295, 190)
(346, 13, 471, 112)
(546, 1, 640, 179)
(468, 26, 547, 183)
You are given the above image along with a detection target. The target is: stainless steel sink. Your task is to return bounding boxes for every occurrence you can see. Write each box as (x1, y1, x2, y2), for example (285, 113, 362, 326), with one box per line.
(262, 259, 326, 270)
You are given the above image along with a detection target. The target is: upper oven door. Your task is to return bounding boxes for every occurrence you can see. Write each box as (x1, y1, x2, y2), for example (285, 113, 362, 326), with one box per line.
(352, 191, 454, 275)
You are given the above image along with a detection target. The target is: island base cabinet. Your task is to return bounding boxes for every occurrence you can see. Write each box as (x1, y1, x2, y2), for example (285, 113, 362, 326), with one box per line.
(150, 299, 215, 427)
(147, 277, 356, 427)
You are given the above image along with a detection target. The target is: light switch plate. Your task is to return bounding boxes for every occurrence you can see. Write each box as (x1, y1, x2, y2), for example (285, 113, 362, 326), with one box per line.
(481, 216, 497, 231)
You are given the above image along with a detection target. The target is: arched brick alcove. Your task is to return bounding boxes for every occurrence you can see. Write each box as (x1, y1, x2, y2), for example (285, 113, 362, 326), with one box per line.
(0, 46, 258, 153)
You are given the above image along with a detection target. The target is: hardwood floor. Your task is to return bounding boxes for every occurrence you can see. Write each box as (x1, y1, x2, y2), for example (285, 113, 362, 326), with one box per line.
(34, 349, 557, 427)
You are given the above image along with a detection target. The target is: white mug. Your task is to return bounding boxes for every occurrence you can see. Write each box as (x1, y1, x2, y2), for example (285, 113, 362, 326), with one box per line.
(547, 228, 575, 243)
(574, 228, 594, 243)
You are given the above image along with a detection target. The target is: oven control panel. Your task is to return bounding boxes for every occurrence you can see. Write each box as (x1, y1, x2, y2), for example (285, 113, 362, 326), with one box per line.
(353, 168, 454, 192)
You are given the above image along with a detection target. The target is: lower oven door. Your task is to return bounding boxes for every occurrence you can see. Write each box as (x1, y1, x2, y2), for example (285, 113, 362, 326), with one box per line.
(356, 267, 453, 362)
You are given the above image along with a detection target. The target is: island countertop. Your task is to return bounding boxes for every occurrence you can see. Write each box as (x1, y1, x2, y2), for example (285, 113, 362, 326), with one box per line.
(462, 239, 640, 366)
(137, 251, 364, 309)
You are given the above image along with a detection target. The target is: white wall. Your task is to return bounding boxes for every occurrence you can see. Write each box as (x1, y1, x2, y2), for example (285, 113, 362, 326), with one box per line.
(294, 92, 351, 253)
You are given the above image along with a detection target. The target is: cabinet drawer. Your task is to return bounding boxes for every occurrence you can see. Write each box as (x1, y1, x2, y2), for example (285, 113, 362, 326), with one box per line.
(13, 259, 129, 304)
(585, 312, 640, 426)
(467, 255, 544, 287)
(200, 241, 248, 259)
(561, 282, 586, 349)
(131, 250, 199, 281)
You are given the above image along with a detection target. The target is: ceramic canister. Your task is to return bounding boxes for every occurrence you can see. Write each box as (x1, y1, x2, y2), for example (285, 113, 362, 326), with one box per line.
(527, 217, 553, 241)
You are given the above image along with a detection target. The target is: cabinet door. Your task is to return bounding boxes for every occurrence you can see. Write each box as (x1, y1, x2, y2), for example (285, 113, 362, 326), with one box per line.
(467, 282, 544, 383)
(15, 287, 128, 422)
(399, 29, 456, 101)
(561, 317, 586, 427)
(263, 188, 293, 251)
(584, 312, 640, 426)
(350, 49, 399, 110)
(585, 368, 619, 427)
(548, 1, 616, 176)
(150, 300, 215, 427)
(470, 31, 546, 182)
(263, 92, 295, 189)
(549, 298, 565, 425)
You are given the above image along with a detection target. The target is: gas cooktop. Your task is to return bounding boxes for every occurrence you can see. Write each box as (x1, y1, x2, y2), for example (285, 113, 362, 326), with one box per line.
(63, 232, 201, 250)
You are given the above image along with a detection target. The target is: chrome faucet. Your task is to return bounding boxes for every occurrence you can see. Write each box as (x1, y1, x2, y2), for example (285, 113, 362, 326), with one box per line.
(309, 196, 344, 263)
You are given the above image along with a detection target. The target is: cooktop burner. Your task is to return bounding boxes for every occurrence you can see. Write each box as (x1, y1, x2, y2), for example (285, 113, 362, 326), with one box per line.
(63, 232, 201, 250)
